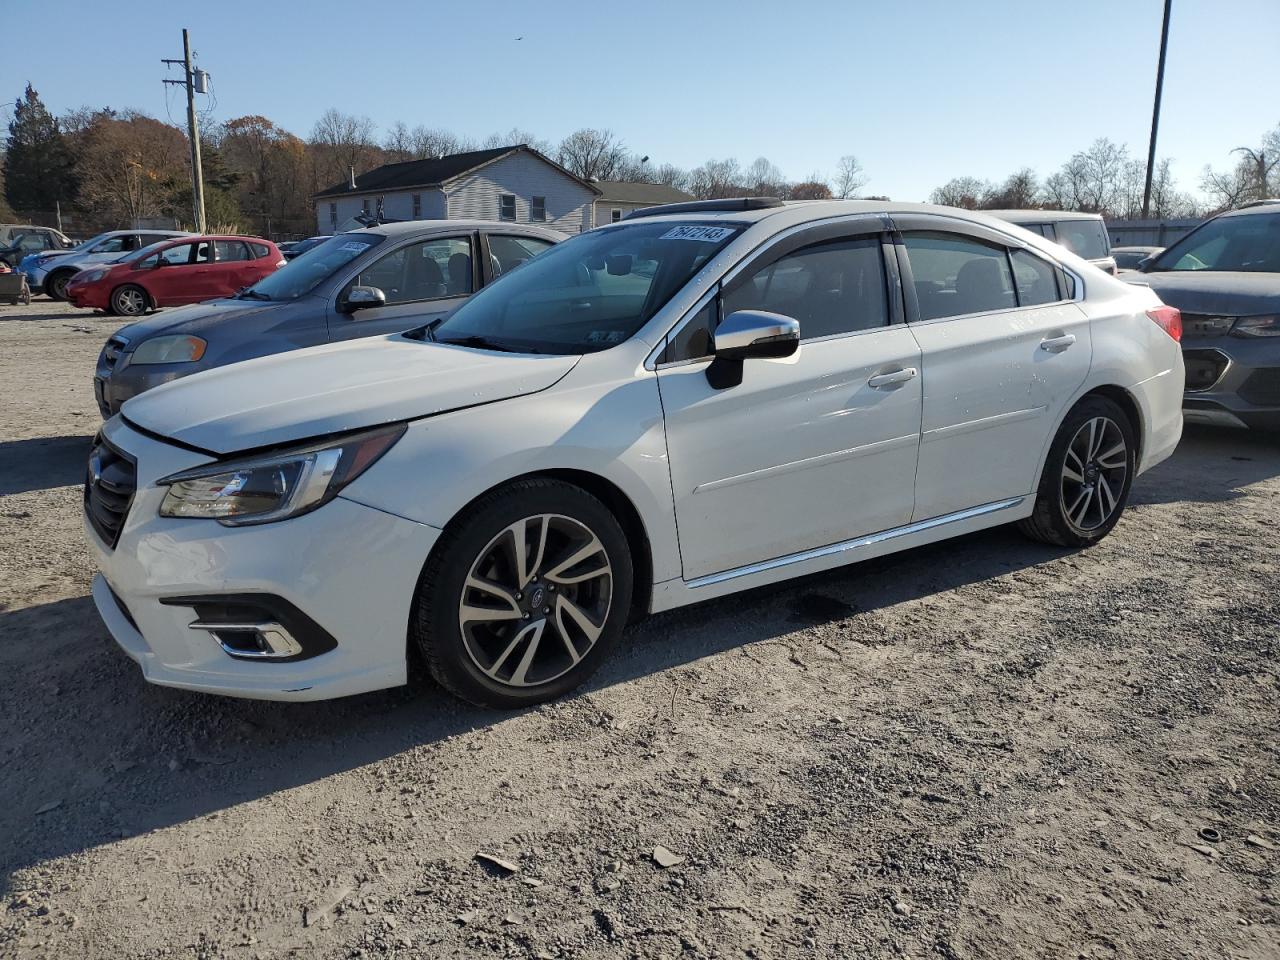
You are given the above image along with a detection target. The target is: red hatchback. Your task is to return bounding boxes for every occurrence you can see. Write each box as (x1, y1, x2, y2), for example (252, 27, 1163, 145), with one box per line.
(67, 235, 284, 316)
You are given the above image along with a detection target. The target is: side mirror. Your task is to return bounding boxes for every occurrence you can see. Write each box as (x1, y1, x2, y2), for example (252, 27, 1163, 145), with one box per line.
(1137, 256, 1153, 272)
(706, 309, 800, 389)
(605, 254, 632, 276)
(151, 258, 167, 268)
(340, 285, 386, 314)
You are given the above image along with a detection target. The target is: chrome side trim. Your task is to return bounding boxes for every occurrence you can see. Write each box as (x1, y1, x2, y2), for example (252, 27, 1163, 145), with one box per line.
(189, 620, 303, 659)
(921, 406, 1047, 443)
(693, 433, 920, 494)
(686, 496, 1026, 589)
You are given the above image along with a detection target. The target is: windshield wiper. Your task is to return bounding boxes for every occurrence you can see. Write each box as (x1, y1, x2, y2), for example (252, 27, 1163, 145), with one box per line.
(436, 334, 530, 353)
(237, 289, 271, 300)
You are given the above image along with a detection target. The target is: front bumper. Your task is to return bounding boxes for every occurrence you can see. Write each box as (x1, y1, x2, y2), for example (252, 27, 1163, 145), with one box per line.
(86, 418, 440, 701)
(1181, 335, 1280, 431)
(67, 281, 110, 310)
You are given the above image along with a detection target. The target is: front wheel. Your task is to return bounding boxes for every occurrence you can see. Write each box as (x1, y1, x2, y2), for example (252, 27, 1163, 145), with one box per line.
(46, 270, 75, 301)
(110, 284, 150, 317)
(412, 479, 634, 708)
(1018, 396, 1137, 547)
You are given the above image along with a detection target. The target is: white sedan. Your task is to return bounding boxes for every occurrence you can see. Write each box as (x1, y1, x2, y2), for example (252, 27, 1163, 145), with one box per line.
(85, 199, 1184, 707)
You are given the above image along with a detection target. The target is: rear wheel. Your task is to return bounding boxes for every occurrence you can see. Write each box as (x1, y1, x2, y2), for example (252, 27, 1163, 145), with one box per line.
(413, 479, 634, 708)
(46, 269, 75, 301)
(1018, 396, 1136, 547)
(110, 284, 149, 316)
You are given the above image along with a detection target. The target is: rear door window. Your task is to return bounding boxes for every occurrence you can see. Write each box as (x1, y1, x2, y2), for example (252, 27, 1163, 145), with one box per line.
(902, 232, 1016, 320)
(1009, 249, 1062, 306)
(215, 240, 251, 262)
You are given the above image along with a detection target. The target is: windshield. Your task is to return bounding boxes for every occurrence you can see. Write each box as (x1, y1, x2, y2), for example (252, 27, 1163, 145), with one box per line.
(1150, 212, 1280, 273)
(430, 221, 741, 354)
(74, 231, 113, 252)
(240, 232, 385, 301)
(1053, 219, 1110, 260)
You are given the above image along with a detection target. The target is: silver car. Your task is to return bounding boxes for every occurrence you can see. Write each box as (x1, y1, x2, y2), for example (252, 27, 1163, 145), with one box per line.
(987, 210, 1118, 275)
(23, 229, 192, 300)
(93, 220, 563, 417)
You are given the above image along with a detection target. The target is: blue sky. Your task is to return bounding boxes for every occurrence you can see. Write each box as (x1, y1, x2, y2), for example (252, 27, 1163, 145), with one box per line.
(4, 0, 1277, 200)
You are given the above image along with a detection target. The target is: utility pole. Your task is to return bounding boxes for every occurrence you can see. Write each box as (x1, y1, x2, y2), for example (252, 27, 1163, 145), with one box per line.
(1141, 0, 1172, 220)
(163, 29, 206, 232)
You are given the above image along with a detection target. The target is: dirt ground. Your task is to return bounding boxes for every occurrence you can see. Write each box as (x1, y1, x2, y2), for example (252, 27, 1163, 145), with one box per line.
(0, 299, 1277, 960)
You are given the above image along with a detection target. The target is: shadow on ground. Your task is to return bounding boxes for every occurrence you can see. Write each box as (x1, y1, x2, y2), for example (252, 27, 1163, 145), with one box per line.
(1, 426, 1277, 888)
(0, 435, 93, 496)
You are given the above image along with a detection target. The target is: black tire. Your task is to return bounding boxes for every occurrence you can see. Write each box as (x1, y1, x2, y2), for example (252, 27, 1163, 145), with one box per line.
(1018, 395, 1137, 547)
(412, 479, 634, 708)
(109, 284, 150, 317)
(46, 269, 75, 302)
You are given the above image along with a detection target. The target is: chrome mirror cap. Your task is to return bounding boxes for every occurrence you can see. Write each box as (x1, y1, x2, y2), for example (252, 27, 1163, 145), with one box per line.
(714, 310, 800, 360)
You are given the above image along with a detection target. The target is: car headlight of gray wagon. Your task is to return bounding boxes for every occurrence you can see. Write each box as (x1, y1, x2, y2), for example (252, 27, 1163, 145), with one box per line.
(130, 335, 208, 364)
(158, 424, 405, 525)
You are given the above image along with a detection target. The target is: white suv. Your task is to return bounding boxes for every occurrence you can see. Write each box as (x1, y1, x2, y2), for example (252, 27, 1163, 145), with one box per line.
(86, 199, 1184, 707)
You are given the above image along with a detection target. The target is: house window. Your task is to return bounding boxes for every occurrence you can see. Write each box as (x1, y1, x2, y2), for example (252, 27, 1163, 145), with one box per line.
(361, 197, 371, 215)
(412, 193, 422, 218)
(531, 196, 546, 221)
(329, 203, 337, 228)
(500, 194, 516, 221)
(611, 208, 623, 223)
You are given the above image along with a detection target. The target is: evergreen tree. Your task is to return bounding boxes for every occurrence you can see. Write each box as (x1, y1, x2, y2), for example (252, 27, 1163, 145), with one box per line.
(3, 84, 76, 212)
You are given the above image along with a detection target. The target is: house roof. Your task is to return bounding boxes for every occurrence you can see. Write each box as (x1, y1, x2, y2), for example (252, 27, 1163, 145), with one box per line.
(313, 145, 601, 199)
(593, 181, 693, 205)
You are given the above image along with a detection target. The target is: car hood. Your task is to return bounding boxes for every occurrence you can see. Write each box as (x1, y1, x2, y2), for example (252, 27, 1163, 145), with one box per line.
(1133, 271, 1280, 315)
(121, 334, 580, 455)
(113, 298, 291, 342)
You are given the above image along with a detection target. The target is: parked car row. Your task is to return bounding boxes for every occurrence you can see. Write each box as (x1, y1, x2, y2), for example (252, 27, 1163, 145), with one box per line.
(21, 229, 192, 300)
(84, 198, 1191, 709)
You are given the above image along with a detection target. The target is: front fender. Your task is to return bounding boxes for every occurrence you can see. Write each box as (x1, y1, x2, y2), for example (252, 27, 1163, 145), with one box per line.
(339, 370, 681, 586)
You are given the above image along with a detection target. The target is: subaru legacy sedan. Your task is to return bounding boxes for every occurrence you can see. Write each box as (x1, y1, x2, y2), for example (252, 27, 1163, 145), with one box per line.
(86, 198, 1183, 707)
(91, 221, 562, 417)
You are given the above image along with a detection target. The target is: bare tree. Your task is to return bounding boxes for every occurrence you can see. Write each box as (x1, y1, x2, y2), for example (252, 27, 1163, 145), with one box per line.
(555, 128, 628, 181)
(742, 157, 788, 197)
(75, 111, 188, 224)
(309, 109, 379, 189)
(1201, 162, 1256, 212)
(982, 168, 1038, 209)
(929, 176, 991, 209)
(788, 179, 833, 201)
(1050, 138, 1129, 214)
(481, 128, 552, 154)
(688, 158, 742, 199)
(382, 121, 413, 162)
(833, 155, 867, 199)
(408, 126, 465, 159)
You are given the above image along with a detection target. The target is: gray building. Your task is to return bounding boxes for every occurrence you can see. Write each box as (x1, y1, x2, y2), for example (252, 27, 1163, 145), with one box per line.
(592, 181, 693, 227)
(313, 145, 599, 235)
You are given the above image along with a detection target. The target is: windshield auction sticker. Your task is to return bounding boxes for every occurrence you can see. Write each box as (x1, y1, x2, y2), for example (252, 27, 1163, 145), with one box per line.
(659, 226, 735, 243)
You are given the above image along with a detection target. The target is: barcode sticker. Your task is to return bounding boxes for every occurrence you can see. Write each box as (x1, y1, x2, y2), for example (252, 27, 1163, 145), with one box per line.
(659, 226, 735, 243)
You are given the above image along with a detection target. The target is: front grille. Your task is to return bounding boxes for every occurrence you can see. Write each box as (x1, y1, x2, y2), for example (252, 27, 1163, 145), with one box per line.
(1239, 368, 1280, 406)
(1182, 349, 1230, 392)
(102, 336, 128, 371)
(1180, 313, 1237, 339)
(84, 436, 136, 549)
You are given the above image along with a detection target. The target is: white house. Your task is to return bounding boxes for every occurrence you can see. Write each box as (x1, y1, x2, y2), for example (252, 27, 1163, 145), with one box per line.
(313, 145, 600, 235)
(591, 181, 693, 227)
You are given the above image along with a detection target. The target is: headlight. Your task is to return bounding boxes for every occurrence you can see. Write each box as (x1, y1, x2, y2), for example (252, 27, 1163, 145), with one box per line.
(79, 269, 107, 283)
(130, 335, 208, 364)
(158, 424, 405, 525)
(1231, 314, 1280, 338)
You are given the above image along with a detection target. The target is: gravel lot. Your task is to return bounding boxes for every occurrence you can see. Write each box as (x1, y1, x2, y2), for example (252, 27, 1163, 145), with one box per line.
(1, 299, 1277, 960)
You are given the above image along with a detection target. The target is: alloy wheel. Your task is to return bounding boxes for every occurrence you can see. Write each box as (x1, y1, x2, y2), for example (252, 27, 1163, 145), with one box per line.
(114, 287, 147, 315)
(1060, 416, 1128, 532)
(50, 273, 71, 300)
(458, 513, 613, 688)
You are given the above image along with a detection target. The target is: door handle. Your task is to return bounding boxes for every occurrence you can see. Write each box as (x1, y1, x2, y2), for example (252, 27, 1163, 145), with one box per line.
(1040, 333, 1076, 353)
(867, 367, 919, 388)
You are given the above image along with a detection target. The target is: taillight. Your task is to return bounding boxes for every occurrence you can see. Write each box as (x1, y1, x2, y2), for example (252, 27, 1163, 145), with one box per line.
(1147, 305, 1182, 342)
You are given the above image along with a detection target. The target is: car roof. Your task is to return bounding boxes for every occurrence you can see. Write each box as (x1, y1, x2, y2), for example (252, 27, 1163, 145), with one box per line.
(1215, 200, 1280, 218)
(359, 219, 568, 239)
(984, 209, 1104, 223)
